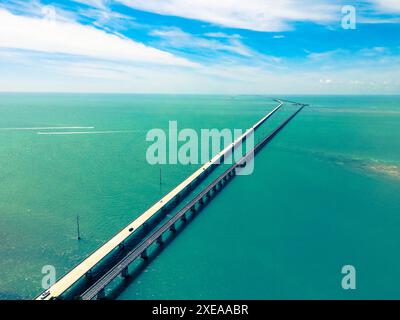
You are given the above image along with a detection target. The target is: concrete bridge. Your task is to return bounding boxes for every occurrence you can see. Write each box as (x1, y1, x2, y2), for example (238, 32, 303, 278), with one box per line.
(36, 99, 306, 300)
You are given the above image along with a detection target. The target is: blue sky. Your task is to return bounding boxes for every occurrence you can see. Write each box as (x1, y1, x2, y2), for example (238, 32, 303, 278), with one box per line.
(0, 0, 399, 93)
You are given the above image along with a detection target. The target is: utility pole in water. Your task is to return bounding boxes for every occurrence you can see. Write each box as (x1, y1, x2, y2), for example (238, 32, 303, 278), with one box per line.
(76, 214, 81, 240)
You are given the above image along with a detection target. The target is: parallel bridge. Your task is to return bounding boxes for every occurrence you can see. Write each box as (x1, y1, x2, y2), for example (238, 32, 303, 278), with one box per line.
(36, 99, 306, 300)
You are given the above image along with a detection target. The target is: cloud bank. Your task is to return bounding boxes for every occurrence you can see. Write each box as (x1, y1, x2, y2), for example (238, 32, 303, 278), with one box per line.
(118, 0, 339, 32)
(0, 8, 195, 67)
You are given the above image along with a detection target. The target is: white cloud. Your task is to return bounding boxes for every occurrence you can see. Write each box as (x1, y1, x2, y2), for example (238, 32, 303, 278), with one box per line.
(72, 0, 109, 10)
(203, 32, 242, 39)
(306, 47, 398, 66)
(319, 78, 332, 84)
(117, 0, 338, 32)
(370, 0, 400, 13)
(0, 8, 196, 67)
(306, 49, 345, 62)
(71, 0, 143, 31)
(150, 27, 253, 57)
(2, 45, 398, 94)
(0, 1, 399, 94)
(359, 46, 388, 57)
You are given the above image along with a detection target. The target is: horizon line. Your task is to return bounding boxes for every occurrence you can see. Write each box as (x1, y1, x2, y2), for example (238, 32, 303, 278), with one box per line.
(0, 92, 399, 96)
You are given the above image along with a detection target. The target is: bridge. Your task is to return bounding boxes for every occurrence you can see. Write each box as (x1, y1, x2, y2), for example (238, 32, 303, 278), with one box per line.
(36, 99, 306, 300)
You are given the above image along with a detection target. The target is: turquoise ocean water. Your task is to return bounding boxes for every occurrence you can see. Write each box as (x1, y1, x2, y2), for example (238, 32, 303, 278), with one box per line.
(0, 94, 399, 299)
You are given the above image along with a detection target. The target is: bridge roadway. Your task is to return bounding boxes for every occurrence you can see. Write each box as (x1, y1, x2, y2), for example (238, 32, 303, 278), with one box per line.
(36, 99, 288, 300)
(80, 103, 305, 300)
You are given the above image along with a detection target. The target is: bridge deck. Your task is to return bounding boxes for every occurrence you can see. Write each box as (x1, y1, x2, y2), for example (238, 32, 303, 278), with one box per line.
(36, 99, 286, 300)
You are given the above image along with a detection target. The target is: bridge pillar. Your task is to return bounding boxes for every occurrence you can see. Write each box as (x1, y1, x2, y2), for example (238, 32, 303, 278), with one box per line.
(97, 289, 106, 300)
(199, 198, 204, 207)
(238, 161, 246, 168)
(141, 250, 148, 260)
(121, 267, 129, 279)
(190, 206, 196, 214)
(169, 224, 176, 233)
(181, 213, 187, 222)
(157, 235, 164, 245)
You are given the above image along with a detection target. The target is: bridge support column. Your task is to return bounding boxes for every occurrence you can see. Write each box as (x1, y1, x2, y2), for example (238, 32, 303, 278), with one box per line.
(141, 250, 148, 260)
(169, 224, 176, 233)
(190, 206, 196, 214)
(157, 235, 164, 245)
(198, 200, 204, 210)
(97, 289, 105, 300)
(181, 213, 187, 222)
(121, 267, 129, 279)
